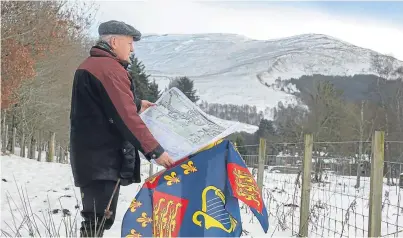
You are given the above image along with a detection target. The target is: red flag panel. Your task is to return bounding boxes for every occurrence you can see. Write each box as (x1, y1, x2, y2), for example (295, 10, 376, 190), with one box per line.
(227, 162, 264, 213)
(152, 190, 189, 237)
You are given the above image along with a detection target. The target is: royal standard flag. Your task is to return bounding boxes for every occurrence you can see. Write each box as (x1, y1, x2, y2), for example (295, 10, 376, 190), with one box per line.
(121, 140, 269, 237)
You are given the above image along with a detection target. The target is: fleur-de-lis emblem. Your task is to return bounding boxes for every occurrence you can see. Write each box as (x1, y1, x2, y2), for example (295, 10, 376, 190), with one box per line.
(164, 172, 180, 186)
(126, 229, 141, 238)
(181, 161, 197, 175)
(130, 198, 142, 212)
(136, 212, 152, 227)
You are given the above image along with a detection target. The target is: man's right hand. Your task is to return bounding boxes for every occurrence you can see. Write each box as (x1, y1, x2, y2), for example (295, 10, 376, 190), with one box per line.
(155, 152, 174, 168)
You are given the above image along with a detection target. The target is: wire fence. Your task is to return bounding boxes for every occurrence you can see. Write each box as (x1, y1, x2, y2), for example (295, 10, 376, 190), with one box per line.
(237, 137, 403, 237)
(137, 135, 403, 237)
(382, 141, 403, 237)
(239, 142, 304, 236)
(308, 140, 372, 237)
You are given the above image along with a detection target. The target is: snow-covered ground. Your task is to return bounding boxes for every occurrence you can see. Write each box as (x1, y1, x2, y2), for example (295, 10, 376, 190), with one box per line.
(0, 154, 270, 237)
(2, 153, 402, 237)
(135, 33, 403, 116)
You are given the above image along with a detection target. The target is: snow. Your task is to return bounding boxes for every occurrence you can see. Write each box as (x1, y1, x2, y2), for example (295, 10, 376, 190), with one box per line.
(207, 114, 259, 134)
(135, 33, 403, 117)
(2, 152, 402, 237)
(0, 153, 267, 237)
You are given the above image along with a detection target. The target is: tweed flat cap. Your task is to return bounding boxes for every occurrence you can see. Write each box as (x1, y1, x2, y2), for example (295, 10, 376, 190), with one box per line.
(98, 20, 141, 41)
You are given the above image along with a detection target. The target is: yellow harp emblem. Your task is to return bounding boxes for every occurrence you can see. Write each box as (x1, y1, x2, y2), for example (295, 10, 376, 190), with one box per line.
(192, 186, 237, 233)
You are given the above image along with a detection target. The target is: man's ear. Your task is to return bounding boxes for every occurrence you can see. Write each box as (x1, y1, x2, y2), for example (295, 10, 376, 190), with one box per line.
(109, 37, 118, 50)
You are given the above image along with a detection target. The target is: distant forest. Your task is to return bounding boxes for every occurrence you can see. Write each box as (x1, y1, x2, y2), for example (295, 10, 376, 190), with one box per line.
(225, 66, 403, 175)
(276, 74, 403, 104)
(198, 101, 271, 126)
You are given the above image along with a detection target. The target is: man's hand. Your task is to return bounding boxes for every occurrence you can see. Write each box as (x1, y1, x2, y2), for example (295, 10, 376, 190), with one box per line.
(154, 152, 174, 168)
(139, 100, 156, 113)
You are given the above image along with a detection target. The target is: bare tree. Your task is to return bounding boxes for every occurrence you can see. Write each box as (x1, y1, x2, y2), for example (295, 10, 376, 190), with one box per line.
(370, 54, 402, 185)
(1, 0, 98, 159)
(302, 80, 346, 182)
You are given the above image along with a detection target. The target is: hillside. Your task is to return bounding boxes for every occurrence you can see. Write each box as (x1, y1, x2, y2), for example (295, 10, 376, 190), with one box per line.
(134, 33, 403, 115)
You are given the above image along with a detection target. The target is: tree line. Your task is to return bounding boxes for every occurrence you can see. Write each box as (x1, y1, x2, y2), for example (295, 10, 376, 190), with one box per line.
(1, 1, 98, 160)
(0, 0, 210, 162)
(229, 55, 403, 185)
(199, 102, 271, 126)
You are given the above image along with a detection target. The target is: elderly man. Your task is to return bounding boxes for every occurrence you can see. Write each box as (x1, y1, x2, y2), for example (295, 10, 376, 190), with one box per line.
(69, 20, 174, 237)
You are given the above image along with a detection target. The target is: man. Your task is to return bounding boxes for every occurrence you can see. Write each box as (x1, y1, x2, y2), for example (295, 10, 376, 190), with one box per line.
(69, 20, 174, 237)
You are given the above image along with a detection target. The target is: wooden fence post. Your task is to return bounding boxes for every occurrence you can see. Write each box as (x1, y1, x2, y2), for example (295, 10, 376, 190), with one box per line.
(1, 114, 6, 152)
(37, 132, 42, 161)
(47, 132, 55, 162)
(4, 125, 8, 152)
(58, 144, 63, 163)
(257, 138, 266, 192)
(299, 133, 313, 237)
(149, 163, 154, 177)
(20, 129, 25, 157)
(29, 136, 36, 160)
(368, 130, 384, 237)
(11, 127, 16, 154)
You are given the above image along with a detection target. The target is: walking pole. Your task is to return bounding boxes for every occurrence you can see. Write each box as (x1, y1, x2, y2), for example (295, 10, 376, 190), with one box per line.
(96, 178, 121, 236)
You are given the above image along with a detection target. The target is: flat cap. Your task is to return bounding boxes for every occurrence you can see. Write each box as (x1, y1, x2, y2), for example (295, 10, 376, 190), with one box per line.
(98, 20, 141, 41)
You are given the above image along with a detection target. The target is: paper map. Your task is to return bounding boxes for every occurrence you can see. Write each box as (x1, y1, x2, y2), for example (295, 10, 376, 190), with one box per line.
(140, 87, 240, 162)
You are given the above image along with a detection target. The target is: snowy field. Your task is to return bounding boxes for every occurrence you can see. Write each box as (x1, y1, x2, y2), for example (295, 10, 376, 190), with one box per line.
(2, 153, 403, 237)
(0, 154, 272, 237)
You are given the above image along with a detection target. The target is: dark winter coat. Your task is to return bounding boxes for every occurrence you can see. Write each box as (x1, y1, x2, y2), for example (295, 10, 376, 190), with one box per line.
(69, 45, 164, 187)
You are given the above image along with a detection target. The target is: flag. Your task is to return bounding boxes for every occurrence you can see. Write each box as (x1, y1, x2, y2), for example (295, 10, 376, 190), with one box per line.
(121, 140, 269, 237)
(226, 141, 269, 232)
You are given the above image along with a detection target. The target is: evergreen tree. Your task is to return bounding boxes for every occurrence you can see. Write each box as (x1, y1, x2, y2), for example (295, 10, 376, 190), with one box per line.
(148, 79, 161, 103)
(127, 54, 161, 103)
(235, 136, 247, 155)
(168, 76, 200, 103)
(256, 119, 276, 139)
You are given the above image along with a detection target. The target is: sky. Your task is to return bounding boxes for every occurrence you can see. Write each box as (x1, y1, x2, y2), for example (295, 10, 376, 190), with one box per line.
(94, 1, 403, 60)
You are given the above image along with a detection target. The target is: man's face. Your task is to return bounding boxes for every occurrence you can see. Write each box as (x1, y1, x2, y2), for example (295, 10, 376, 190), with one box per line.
(110, 35, 134, 62)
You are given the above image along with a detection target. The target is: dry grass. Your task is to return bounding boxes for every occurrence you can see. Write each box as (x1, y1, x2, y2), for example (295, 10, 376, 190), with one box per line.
(1, 177, 110, 237)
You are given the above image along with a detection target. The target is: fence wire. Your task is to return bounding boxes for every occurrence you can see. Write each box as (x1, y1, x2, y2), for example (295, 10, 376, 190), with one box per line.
(307, 141, 372, 237)
(140, 139, 403, 237)
(239, 140, 403, 237)
(240, 142, 305, 236)
(382, 141, 403, 237)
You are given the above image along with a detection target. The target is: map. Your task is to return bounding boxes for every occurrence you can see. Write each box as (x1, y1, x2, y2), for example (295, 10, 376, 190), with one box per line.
(140, 87, 240, 162)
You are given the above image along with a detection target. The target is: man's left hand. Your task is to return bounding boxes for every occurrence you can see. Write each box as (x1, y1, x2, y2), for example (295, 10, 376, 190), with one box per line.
(140, 100, 156, 113)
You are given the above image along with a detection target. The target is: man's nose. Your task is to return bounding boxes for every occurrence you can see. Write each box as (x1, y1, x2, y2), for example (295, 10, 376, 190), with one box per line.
(131, 42, 135, 52)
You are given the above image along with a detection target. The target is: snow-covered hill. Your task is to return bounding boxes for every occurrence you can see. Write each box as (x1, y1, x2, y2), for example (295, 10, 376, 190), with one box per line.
(134, 33, 403, 114)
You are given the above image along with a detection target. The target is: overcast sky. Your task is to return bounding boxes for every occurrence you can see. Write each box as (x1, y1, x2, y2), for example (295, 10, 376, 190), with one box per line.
(94, 0, 403, 60)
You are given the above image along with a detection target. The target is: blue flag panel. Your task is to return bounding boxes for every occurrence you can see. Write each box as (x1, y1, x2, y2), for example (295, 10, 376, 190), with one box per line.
(121, 140, 269, 237)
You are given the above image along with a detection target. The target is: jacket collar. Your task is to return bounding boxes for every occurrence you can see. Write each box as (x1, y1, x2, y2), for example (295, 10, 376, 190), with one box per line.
(90, 44, 130, 69)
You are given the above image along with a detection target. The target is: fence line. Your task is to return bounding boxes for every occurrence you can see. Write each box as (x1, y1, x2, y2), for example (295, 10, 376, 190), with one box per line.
(2, 124, 402, 237)
(238, 132, 403, 237)
(1, 126, 69, 163)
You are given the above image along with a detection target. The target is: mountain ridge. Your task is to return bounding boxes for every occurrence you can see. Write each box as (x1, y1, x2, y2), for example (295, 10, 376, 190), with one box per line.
(134, 33, 403, 116)
(142, 33, 402, 61)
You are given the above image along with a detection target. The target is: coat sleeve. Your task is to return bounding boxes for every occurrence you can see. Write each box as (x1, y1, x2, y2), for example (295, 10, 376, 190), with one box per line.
(97, 69, 164, 160)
